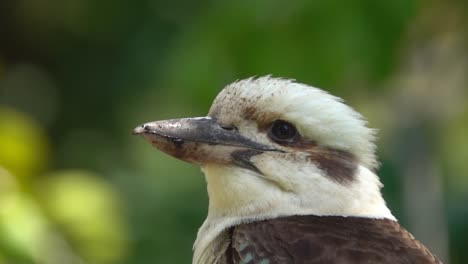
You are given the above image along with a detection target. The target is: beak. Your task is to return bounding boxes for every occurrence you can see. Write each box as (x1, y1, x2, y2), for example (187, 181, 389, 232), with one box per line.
(133, 117, 277, 167)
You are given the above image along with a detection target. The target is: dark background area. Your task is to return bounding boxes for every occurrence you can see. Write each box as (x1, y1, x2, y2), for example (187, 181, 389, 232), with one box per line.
(0, 0, 467, 263)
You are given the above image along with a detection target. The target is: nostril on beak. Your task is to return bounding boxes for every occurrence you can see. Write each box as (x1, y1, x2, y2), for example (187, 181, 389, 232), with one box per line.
(221, 125, 237, 131)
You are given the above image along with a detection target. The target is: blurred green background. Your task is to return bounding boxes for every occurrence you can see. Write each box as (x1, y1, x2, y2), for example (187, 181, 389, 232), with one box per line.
(1, 0, 467, 263)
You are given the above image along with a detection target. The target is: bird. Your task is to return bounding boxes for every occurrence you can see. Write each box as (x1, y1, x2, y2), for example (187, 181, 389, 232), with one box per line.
(133, 76, 442, 264)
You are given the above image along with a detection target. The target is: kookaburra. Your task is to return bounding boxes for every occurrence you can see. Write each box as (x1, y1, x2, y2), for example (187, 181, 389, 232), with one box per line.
(133, 77, 442, 264)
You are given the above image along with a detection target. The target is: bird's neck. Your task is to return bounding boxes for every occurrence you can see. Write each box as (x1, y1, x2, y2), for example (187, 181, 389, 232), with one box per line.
(193, 164, 395, 263)
(201, 164, 394, 221)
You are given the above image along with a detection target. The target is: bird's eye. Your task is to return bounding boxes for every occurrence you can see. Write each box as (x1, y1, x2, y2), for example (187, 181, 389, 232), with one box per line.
(268, 120, 298, 143)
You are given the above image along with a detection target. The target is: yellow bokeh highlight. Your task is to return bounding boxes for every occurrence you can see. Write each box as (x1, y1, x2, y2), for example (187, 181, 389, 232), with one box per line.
(0, 107, 49, 180)
(40, 170, 129, 264)
(0, 167, 82, 264)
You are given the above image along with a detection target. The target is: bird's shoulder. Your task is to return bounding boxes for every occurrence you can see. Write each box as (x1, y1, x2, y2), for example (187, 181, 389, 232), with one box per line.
(225, 215, 442, 264)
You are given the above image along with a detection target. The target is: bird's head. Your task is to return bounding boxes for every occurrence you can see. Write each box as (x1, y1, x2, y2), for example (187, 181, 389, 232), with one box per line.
(134, 76, 394, 222)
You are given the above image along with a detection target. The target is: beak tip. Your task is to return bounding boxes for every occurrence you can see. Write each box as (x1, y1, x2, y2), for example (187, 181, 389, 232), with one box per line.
(132, 125, 146, 135)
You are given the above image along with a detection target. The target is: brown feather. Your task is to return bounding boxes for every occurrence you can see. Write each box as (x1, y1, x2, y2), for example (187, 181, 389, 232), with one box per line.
(225, 215, 442, 264)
